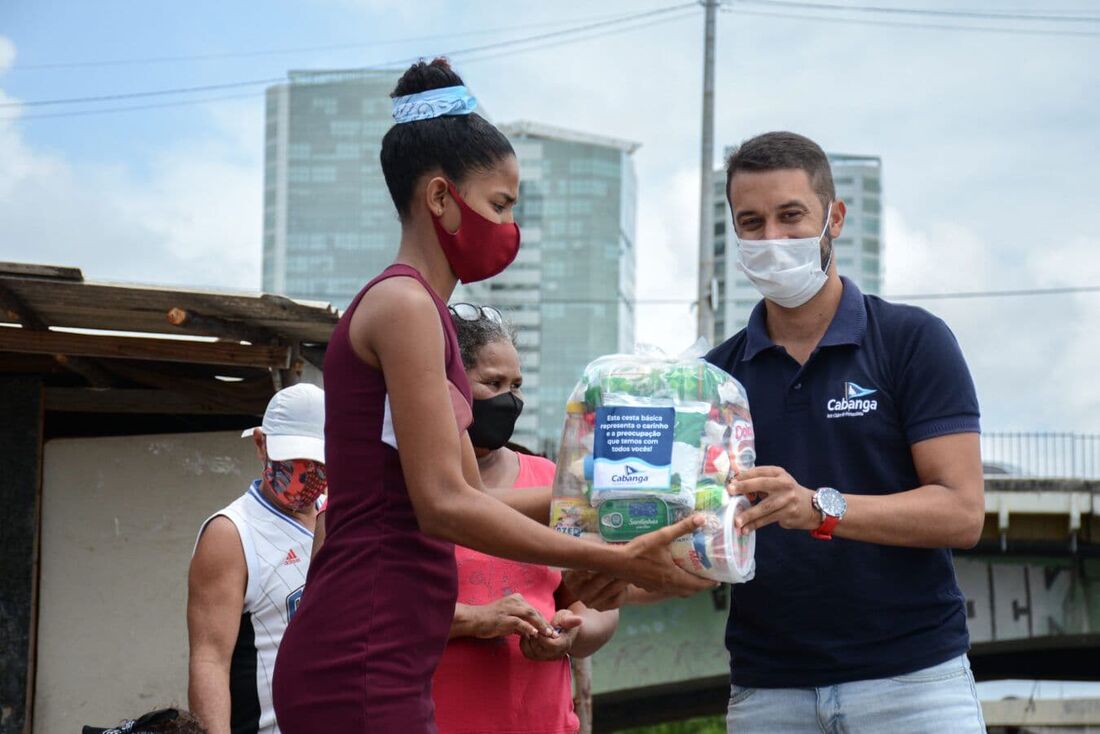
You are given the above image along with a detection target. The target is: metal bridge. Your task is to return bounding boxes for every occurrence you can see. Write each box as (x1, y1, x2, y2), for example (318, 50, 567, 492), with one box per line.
(589, 476, 1100, 731)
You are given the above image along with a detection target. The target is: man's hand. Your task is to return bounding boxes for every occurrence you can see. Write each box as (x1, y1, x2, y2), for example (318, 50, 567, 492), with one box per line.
(520, 609, 584, 661)
(728, 466, 819, 534)
(464, 594, 555, 639)
(618, 515, 717, 595)
(561, 570, 632, 611)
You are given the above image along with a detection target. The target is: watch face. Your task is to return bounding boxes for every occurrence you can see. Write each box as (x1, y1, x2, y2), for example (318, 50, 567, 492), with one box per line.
(816, 488, 846, 518)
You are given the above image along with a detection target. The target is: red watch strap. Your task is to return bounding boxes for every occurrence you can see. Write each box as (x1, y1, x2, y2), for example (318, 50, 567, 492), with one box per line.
(811, 515, 839, 540)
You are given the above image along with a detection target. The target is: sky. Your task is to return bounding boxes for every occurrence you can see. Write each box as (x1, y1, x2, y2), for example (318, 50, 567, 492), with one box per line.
(2, 0, 1100, 445)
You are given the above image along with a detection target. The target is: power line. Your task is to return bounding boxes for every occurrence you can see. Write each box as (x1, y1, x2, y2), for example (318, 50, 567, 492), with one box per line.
(0, 76, 285, 109)
(8, 9, 662, 72)
(2, 91, 267, 121)
(0, 3, 700, 121)
(728, 6, 1100, 37)
(733, 0, 1100, 24)
(454, 8, 701, 64)
(546, 285, 1100, 306)
(383, 3, 698, 67)
(887, 285, 1100, 301)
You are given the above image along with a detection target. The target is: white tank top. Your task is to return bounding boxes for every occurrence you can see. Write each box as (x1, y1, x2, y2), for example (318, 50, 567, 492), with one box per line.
(195, 481, 316, 734)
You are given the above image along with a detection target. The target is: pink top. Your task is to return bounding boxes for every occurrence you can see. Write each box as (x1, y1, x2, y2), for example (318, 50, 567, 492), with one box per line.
(273, 265, 472, 734)
(432, 453, 579, 734)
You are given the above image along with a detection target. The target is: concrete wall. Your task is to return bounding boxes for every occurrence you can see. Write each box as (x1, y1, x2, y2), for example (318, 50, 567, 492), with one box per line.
(33, 431, 259, 733)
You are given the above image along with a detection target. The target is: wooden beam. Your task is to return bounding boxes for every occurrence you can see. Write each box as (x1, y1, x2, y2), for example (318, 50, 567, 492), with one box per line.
(166, 307, 281, 345)
(0, 327, 290, 369)
(0, 281, 49, 330)
(45, 387, 258, 415)
(0, 262, 83, 281)
(0, 377, 43, 734)
(0, 353, 65, 375)
(103, 361, 270, 416)
(52, 354, 119, 388)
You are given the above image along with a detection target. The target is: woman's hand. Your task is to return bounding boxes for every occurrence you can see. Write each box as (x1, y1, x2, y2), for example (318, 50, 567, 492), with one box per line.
(519, 609, 584, 661)
(617, 515, 717, 596)
(462, 594, 555, 639)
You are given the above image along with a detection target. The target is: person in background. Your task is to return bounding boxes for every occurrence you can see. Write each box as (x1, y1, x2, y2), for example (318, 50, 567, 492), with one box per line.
(272, 58, 709, 734)
(188, 384, 326, 734)
(432, 303, 619, 734)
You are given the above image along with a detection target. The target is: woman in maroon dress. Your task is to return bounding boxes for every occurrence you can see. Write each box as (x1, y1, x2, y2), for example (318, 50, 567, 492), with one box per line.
(272, 59, 710, 734)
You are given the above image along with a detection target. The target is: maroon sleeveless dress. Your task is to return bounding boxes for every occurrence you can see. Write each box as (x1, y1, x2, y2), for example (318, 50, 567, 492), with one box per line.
(273, 265, 472, 733)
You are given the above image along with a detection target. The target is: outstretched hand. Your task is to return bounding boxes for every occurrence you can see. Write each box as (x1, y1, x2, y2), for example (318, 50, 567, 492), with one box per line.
(618, 514, 717, 596)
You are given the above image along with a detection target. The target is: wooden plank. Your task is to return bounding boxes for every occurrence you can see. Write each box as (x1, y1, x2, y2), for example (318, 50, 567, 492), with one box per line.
(0, 282, 49, 330)
(45, 387, 260, 415)
(0, 328, 290, 369)
(0, 262, 83, 281)
(0, 278, 337, 342)
(102, 361, 270, 416)
(0, 377, 43, 734)
(52, 355, 118, 388)
(166, 308, 280, 345)
(0, 354, 66, 375)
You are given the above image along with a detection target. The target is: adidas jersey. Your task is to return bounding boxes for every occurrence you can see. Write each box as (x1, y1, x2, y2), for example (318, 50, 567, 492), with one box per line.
(194, 481, 317, 734)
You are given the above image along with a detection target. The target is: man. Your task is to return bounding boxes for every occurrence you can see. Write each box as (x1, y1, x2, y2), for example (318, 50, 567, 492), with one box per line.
(188, 384, 326, 734)
(706, 131, 986, 732)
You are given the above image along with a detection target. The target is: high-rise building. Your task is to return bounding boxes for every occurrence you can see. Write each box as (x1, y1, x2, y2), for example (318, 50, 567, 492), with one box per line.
(459, 121, 639, 454)
(712, 150, 883, 338)
(263, 74, 638, 455)
(263, 69, 400, 310)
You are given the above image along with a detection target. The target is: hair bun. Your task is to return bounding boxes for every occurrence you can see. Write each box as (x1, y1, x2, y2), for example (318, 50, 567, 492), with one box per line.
(392, 57, 465, 98)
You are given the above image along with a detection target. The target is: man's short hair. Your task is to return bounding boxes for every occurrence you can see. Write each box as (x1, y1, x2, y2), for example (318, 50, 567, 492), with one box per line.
(725, 131, 835, 211)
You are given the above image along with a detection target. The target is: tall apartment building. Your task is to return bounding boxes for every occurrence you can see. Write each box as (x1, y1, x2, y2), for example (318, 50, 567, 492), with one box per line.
(262, 69, 400, 309)
(712, 151, 883, 338)
(460, 121, 639, 454)
(263, 73, 638, 454)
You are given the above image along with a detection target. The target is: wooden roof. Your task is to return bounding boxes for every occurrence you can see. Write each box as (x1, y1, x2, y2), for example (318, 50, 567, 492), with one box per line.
(0, 262, 341, 424)
(0, 262, 337, 343)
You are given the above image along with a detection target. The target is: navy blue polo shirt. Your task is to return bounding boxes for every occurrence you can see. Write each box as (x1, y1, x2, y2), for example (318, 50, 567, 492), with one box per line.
(705, 277, 980, 688)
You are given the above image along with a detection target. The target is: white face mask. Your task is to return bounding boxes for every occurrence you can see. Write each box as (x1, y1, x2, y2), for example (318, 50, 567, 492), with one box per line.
(735, 205, 832, 309)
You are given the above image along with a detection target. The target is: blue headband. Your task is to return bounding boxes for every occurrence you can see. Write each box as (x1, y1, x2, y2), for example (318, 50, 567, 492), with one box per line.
(392, 85, 478, 124)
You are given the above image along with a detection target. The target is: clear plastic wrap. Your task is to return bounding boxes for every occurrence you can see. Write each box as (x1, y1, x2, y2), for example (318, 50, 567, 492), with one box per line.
(549, 343, 757, 583)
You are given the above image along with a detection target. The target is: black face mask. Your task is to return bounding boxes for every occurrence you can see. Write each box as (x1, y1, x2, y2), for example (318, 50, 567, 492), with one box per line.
(468, 392, 524, 451)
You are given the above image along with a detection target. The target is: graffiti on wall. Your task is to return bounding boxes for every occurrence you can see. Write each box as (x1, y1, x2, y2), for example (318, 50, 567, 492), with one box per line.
(954, 558, 1092, 644)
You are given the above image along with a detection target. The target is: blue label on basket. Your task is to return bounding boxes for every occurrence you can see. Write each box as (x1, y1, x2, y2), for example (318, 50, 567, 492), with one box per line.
(593, 406, 675, 491)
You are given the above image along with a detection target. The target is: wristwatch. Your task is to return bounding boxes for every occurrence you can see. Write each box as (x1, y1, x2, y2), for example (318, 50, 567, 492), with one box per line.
(811, 487, 847, 540)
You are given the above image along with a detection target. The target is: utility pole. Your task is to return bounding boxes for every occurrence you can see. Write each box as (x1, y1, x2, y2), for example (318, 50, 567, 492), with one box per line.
(696, 0, 719, 345)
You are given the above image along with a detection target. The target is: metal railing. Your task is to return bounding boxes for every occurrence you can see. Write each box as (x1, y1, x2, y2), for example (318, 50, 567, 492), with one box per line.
(982, 432, 1100, 479)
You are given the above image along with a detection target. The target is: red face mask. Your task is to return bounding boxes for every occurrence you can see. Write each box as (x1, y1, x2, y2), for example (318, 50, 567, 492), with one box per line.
(431, 181, 521, 284)
(263, 459, 327, 512)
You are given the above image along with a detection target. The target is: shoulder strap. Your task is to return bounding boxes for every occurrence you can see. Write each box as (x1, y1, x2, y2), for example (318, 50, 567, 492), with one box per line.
(360, 264, 455, 364)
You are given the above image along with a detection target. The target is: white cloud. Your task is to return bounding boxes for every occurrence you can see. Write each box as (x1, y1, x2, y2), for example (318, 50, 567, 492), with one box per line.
(0, 67, 263, 292)
(0, 36, 14, 73)
(884, 208, 1100, 433)
(634, 167, 701, 355)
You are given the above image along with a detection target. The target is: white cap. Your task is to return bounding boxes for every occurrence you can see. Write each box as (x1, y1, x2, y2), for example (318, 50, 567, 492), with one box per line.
(242, 383, 325, 463)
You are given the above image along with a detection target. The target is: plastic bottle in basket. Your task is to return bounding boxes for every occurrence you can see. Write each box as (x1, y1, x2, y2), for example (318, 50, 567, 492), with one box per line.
(549, 401, 598, 539)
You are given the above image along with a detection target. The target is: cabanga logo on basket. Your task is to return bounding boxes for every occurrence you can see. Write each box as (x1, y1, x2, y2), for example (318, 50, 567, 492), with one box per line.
(826, 382, 879, 418)
(611, 465, 650, 483)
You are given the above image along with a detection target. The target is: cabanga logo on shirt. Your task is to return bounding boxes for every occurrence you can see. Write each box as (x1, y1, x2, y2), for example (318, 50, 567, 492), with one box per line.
(826, 382, 879, 418)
